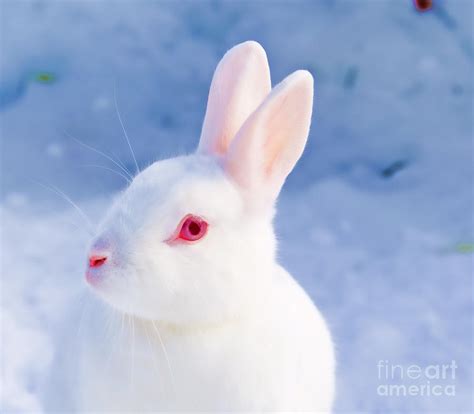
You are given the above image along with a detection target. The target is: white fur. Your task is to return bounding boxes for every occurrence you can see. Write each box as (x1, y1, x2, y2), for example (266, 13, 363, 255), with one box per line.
(75, 41, 335, 411)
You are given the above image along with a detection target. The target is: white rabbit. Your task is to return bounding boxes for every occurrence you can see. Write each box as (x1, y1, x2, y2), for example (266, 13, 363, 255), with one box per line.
(72, 41, 334, 411)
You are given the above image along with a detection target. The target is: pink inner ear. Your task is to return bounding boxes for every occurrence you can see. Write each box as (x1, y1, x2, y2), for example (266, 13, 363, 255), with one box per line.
(223, 70, 314, 203)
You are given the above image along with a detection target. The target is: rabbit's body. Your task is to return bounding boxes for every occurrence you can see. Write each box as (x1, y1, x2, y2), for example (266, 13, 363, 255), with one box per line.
(69, 41, 335, 411)
(79, 266, 333, 411)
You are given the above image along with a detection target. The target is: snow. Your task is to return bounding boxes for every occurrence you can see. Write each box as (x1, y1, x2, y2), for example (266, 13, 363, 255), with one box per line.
(1, 0, 472, 412)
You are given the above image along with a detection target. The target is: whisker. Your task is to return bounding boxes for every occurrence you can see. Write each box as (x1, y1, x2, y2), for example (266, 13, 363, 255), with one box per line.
(133, 276, 176, 396)
(143, 324, 165, 395)
(151, 320, 176, 396)
(35, 181, 94, 234)
(114, 82, 140, 175)
(111, 150, 130, 172)
(127, 312, 135, 392)
(120, 312, 126, 355)
(77, 291, 91, 341)
(124, 283, 136, 392)
(60, 216, 92, 238)
(81, 164, 132, 184)
(76, 296, 86, 340)
(132, 316, 136, 391)
(103, 308, 121, 374)
(65, 131, 134, 180)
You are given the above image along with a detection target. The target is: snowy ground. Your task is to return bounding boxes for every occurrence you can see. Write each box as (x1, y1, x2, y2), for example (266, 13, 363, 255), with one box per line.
(1, 0, 473, 412)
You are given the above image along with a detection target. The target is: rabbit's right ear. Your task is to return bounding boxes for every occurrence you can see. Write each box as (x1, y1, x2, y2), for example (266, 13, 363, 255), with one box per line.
(223, 70, 314, 211)
(197, 41, 271, 156)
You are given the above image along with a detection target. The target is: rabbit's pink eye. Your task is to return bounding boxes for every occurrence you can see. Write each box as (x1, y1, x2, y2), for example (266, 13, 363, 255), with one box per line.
(176, 215, 208, 242)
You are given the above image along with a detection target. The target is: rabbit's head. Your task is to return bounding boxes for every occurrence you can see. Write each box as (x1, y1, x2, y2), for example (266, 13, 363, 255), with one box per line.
(85, 41, 314, 326)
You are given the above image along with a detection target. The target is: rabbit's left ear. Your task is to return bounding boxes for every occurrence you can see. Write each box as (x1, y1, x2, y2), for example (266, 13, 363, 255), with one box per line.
(197, 41, 271, 156)
(224, 70, 314, 209)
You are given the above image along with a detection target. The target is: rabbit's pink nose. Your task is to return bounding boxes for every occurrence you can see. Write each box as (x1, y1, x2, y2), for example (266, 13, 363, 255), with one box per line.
(89, 255, 107, 268)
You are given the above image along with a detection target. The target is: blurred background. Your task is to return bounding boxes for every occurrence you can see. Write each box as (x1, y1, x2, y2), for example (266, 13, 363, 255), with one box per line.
(1, 0, 472, 412)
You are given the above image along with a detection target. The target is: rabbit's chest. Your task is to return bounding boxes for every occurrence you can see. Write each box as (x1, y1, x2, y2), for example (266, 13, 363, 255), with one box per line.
(77, 278, 334, 411)
(79, 318, 294, 410)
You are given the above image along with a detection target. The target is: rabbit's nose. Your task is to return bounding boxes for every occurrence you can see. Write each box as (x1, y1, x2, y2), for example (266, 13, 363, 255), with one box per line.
(89, 255, 108, 268)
